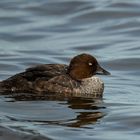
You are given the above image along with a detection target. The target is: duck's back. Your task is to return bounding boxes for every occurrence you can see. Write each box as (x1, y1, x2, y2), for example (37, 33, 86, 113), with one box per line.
(0, 64, 68, 93)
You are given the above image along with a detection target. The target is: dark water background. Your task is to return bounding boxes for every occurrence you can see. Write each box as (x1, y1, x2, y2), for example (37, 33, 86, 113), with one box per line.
(0, 0, 140, 139)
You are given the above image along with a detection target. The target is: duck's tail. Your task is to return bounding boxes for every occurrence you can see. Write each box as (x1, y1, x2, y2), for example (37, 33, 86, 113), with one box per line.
(0, 77, 33, 94)
(0, 81, 12, 94)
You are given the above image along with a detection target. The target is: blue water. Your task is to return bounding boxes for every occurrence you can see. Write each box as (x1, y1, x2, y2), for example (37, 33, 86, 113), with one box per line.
(0, 0, 140, 140)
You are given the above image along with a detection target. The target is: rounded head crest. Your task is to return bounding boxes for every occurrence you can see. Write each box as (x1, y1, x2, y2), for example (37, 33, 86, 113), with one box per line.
(68, 53, 110, 80)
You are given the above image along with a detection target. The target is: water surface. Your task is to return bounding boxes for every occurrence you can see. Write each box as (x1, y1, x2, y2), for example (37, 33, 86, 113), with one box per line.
(0, 0, 140, 140)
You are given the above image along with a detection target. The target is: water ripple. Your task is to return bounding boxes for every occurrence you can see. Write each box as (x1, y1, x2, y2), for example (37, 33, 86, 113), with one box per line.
(0, 0, 140, 140)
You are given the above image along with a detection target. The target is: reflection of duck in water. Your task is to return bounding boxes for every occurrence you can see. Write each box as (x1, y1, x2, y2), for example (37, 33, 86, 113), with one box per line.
(65, 98, 106, 127)
(5, 97, 106, 128)
(65, 111, 104, 128)
(0, 53, 110, 98)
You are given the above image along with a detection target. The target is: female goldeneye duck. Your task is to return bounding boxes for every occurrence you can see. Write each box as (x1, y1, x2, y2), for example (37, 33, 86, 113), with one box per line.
(0, 53, 110, 98)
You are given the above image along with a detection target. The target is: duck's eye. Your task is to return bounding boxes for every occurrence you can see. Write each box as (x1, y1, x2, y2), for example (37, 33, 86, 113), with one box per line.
(88, 62, 93, 66)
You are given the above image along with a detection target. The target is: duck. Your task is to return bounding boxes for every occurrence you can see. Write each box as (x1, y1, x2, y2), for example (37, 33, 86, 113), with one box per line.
(0, 53, 110, 98)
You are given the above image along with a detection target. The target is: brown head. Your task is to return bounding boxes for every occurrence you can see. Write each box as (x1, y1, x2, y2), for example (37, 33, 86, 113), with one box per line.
(68, 53, 110, 81)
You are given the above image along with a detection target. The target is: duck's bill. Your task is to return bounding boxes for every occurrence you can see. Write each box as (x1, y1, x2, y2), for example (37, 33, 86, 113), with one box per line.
(96, 65, 111, 75)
